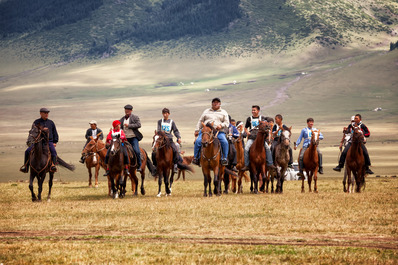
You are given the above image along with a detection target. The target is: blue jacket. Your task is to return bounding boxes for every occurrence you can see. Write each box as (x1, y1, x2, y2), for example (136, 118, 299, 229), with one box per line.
(295, 127, 323, 148)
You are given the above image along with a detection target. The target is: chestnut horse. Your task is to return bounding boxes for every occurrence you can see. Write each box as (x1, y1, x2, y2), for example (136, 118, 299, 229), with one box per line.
(231, 134, 249, 193)
(28, 124, 75, 202)
(301, 130, 320, 193)
(274, 126, 292, 193)
(82, 133, 106, 188)
(345, 126, 366, 193)
(200, 122, 225, 197)
(248, 121, 269, 194)
(176, 156, 194, 181)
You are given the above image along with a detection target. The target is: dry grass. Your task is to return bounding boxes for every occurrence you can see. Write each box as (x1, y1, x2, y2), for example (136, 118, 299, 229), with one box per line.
(0, 177, 397, 264)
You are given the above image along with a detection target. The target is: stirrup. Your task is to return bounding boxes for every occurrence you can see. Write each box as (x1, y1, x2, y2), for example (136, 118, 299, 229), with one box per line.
(50, 165, 57, 172)
(20, 166, 29, 173)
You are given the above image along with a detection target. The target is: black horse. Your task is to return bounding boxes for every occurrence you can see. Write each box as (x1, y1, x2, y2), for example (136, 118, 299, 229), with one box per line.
(28, 124, 74, 202)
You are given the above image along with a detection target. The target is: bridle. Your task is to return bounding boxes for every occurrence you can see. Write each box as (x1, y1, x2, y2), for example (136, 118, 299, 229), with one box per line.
(201, 127, 221, 162)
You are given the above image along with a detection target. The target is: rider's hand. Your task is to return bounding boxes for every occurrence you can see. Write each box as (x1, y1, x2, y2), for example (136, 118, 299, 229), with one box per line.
(53, 143, 57, 147)
(216, 124, 222, 130)
(293, 146, 297, 150)
(194, 131, 199, 137)
(177, 138, 182, 144)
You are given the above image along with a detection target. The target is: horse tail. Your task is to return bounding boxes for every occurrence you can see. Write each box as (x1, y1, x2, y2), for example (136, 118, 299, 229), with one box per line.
(177, 162, 194, 173)
(142, 149, 156, 176)
(224, 168, 238, 178)
(57, 157, 76, 171)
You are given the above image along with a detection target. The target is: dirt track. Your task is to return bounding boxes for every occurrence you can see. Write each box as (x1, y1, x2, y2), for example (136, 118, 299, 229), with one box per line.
(1, 231, 397, 250)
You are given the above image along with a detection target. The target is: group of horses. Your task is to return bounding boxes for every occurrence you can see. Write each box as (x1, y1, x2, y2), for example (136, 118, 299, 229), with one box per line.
(26, 121, 367, 202)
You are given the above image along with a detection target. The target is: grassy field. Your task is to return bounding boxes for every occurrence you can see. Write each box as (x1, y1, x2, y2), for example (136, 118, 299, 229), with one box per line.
(0, 177, 397, 264)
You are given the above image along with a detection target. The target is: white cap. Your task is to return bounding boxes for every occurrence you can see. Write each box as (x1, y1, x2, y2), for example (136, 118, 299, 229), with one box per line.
(89, 120, 97, 125)
(351, 116, 355, 121)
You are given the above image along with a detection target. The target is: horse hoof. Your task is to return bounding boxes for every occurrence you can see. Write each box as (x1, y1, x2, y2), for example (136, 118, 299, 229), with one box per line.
(141, 188, 146, 196)
(203, 193, 207, 197)
(95, 185, 98, 188)
(209, 193, 213, 197)
(314, 190, 318, 193)
(166, 193, 171, 197)
(157, 192, 162, 197)
(47, 198, 51, 202)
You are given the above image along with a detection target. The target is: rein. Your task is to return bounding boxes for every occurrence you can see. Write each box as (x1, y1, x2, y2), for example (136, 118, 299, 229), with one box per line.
(201, 129, 221, 162)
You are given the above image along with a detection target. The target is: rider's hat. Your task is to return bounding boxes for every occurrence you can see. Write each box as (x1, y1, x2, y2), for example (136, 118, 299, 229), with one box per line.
(89, 120, 97, 125)
(124, 104, 133, 110)
(112, 120, 121, 128)
(39, 107, 50, 113)
(351, 116, 355, 121)
(211, 97, 221, 103)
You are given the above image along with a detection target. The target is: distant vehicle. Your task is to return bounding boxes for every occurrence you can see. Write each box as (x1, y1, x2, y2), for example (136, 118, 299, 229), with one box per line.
(373, 107, 382, 112)
(284, 162, 307, 181)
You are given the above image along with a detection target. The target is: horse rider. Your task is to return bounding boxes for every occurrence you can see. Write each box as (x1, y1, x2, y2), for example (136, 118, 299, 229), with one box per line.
(333, 114, 374, 174)
(20, 107, 58, 173)
(294, 117, 324, 177)
(241, 105, 275, 171)
(120, 104, 143, 172)
(152, 108, 182, 174)
(236, 120, 246, 149)
(192, 97, 230, 166)
(271, 114, 293, 168)
(79, 120, 103, 164)
(227, 117, 239, 172)
(103, 120, 130, 176)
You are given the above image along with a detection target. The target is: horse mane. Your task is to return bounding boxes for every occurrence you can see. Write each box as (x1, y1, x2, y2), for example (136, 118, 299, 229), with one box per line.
(205, 122, 216, 133)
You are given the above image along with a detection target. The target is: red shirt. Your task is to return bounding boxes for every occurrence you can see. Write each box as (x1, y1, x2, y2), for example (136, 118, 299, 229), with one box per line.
(106, 129, 127, 144)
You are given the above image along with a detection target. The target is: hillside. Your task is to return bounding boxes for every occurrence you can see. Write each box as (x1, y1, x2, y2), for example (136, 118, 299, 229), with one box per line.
(0, 0, 397, 75)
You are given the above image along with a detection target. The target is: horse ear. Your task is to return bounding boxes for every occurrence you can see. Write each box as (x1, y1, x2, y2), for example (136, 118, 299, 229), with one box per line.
(211, 122, 214, 127)
(201, 122, 205, 128)
(154, 130, 157, 134)
(289, 126, 292, 131)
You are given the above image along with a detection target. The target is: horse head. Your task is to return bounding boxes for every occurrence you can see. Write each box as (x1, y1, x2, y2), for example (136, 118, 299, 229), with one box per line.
(152, 131, 167, 152)
(201, 122, 215, 148)
(280, 126, 292, 148)
(311, 130, 320, 146)
(352, 126, 364, 144)
(110, 135, 121, 156)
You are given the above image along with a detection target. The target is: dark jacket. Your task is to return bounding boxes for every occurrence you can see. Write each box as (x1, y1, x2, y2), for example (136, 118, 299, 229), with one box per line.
(245, 115, 269, 140)
(119, 114, 143, 141)
(347, 122, 370, 138)
(32, 118, 58, 143)
(157, 119, 181, 141)
(85, 128, 103, 143)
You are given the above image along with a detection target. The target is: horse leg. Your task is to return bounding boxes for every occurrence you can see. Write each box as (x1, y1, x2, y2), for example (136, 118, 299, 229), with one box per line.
(47, 172, 54, 202)
(108, 176, 113, 197)
(307, 170, 312, 193)
(177, 170, 181, 181)
(314, 167, 318, 193)
(253, 170, 258, 194)
(301, 168, 305, 193)
(183, 170, 186, 181)
(37, 175, 45, 201)
(237, 172, 242, 194)
(170, 171, 175, 192)
(223, 172, 229, 194)
(165, 169, 171, 196)
(250, 171, 254, 193)
(87, 166, 92, 187)
(140, 170, 146, 196)
(29, 172, 37, 202)
(343, 163, 347, 192)
(94, 164, 99, 188)
(231, 173, 237, 193)
(157, 169, 163, 197)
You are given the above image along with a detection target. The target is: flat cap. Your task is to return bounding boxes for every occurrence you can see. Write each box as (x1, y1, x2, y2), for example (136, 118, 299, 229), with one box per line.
(211, 97, 221, 103)
(39, 107, 50, 113)
(124, 104, 133, 110)
(89, 120, 97, 125)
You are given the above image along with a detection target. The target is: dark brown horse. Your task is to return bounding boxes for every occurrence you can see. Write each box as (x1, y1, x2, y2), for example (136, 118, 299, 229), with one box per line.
(152, 131, 174, 197)
(28, 124, 75, 202)
(248, 121, 269, 194)
(345, 126, 366, 193)
(82, 133, 105, 188)
(107, 135, 128, 199)
(301, 129, 320, 193)
(200, 122, 225, 197)
(274, 126, 292, 193)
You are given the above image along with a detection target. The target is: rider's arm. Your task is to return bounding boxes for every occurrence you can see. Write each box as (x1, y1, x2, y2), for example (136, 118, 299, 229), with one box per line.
(361, 124, 370, 138)
(295, 128, 305, 148)
(172, 121, 182, 141)
(127, 115, 141, 129)
(52, 121, 59, 144)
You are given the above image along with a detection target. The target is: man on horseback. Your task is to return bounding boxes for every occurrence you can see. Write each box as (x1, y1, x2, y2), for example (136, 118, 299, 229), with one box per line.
(294, 118, 324, 176)
(120, 104, 143, 172)
(103, 120, 130, 176)
(241, 105, 275, 171)
(153, 108, 182, 174)
(271, 114, 293, 168)
(333, 114, 374, 174)
(79, 120, 103, 164)
(20, 108, 58, 173)
(227, 117, 239, 172)
(192, 97, 230, 166)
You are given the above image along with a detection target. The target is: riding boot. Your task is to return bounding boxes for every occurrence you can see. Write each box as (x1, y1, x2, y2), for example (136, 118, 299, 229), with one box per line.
(365, 166, 374, 175)
(173, 164, 178, 173)
(103, 167, 110, 176)
(50, 156, 57, 172)
(20, 153, 30, 173)
(318, 152, 323, 174)
(288, 147, 293, 166)
(79, 155, 85, 164)
(298, 159, 304, 177)
(124, 167, 130, 176)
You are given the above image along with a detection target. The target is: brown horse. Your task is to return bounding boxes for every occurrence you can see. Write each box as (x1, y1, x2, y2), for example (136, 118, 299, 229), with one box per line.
(248, 121, 269, 194)
(107, 136, 128, 199)
(176, 156, 194, 181)
(345, 126, 366, 193)
(200, 122, 225, 197)
(152, 131, 174, 197)
(28, 124, 75, 202)
(82, 134, 106, 188)
(301, 130, 320, 193)
(231, 134, 249, 193)
(274, 126, 292, 193)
